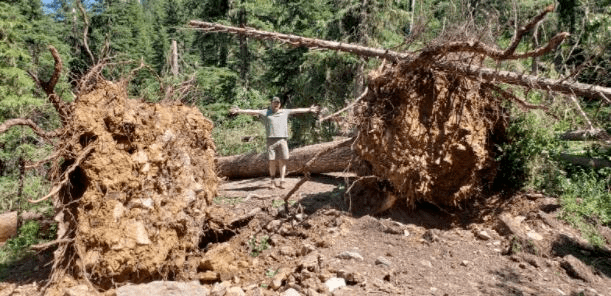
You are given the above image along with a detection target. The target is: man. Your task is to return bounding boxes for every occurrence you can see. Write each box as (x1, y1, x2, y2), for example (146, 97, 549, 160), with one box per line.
(230, 97, 320, 188)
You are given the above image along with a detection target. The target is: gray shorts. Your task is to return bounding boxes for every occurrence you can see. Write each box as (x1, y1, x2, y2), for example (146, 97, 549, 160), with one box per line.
(267, 138, 289, 160)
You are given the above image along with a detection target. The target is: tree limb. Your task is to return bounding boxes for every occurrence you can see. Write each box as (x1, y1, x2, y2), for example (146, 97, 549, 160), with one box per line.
(503, 4, 555, 57)
(27, 46, 71, 124)
(485, 83, 548, 111)
(76, 0, 95, 64)
(0, 118, 63, 138)
(188, 21, 611, 101)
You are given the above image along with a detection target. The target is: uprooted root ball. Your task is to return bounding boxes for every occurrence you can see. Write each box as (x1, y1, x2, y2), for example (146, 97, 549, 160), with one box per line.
(49, 80, 218, 290)
(353, 64, 505, 208)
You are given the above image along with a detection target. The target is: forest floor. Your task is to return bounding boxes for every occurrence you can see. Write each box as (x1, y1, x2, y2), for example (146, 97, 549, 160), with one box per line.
(1, 173, 611, 296)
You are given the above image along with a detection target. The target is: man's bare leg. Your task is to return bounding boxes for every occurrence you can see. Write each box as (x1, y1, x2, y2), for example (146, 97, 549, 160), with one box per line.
(278, 159, 287, 188)
(269, 160, 277, 188)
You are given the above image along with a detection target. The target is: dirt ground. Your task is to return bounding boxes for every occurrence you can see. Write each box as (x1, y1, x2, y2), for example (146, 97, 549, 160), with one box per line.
(2, 173, 611, 295)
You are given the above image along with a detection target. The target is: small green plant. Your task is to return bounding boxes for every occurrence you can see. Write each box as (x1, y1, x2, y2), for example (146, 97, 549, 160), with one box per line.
(272, 199, 296, 208)
(248, 235, 270, 257)
(213, 196, 243, 205)
(265, 268, 278, 278)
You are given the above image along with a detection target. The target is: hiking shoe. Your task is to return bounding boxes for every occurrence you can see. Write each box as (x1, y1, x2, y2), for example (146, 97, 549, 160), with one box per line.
(269, 180, 277, 189)
(278, 180, 286, 189)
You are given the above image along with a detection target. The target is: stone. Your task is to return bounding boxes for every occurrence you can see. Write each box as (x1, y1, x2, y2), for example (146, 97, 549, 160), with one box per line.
(324, 278, 346, 292)
(266, 220, 282, 231)
(561, 255, 596, 283)
(526, 230, 543, 241)
(199, 271, 220, 283)
(226, 287, 245, 296)
(375, 256, 391, 267)
(210, 282, 229, 296)
(300, 243, 316, 256)
(280, 246, 296, 257)
(422, 229, 440, 243)
(281, 288, 301, 296)
(460, 260, 469, 266)
(496, 213, 524, 237)
(336, 251, 363, 261)
(476, 230, 492, 240)
(126, 220, 151, 245)
(335, 269, 364, 284)
(299, 253, 319, 272)
(64, 284, 93, 296)
(0, 211, 17, 244)
(116, 281, 209, 296)
(403, 229, 410, 237)
(270, 267, 293, 290)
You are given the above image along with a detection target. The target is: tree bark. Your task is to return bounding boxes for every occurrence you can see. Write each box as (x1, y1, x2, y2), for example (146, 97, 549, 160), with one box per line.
(216, 139, 355, 179)
(170, 40, 178, 76)
(188, 20, 611, 101)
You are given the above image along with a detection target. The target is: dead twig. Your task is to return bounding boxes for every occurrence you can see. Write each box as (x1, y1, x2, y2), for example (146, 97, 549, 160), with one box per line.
(29, 144, 95, 203)
(25, 151, 62, 169)
(319, 88, 369, 123)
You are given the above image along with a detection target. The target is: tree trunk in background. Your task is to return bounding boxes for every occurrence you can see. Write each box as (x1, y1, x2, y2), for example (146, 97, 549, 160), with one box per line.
(216, 139, 355, 179)
(170, 40, 178, 76)
(238, 5, 249, 82)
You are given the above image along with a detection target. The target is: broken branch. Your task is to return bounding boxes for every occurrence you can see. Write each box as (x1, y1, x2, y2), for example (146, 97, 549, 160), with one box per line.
(0, 118, 63, 139)
(319, 88, 368, 123)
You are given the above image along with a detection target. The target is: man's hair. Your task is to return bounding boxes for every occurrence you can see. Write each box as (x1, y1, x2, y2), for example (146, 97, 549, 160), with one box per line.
(271, 96, 281, 103)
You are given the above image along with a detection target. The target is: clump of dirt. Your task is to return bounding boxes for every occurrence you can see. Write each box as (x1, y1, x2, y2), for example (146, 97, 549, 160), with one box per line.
(353, 63, 504, 209)
(49, 80, 218, 291)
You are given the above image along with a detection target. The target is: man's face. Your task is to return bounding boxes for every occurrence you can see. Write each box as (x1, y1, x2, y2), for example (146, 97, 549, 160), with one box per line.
(271, 101, 281, 112)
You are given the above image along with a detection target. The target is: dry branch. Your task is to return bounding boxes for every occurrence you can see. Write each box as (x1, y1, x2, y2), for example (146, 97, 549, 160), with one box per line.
(188, 20, 611, 101)
(76, 0, 95, 64)
(25, 151, 61, 169)
(0, 118, 62, 139)
(319, 88, 368, 123)
(27, 46, 71, 124)
(503, 4, 555, 57)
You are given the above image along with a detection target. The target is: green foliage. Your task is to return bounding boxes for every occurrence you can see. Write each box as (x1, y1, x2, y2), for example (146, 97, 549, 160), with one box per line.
(213, 195, 243, 205)
(248, 235, 269, 257)
(558, 167, 611, 246)
(497, 111, 562, 191)
(0, 220, 56, 277)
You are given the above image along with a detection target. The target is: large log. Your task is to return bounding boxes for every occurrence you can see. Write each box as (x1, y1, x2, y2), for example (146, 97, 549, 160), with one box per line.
(216, 139, 355, 179)
(188, 20, 611, 102)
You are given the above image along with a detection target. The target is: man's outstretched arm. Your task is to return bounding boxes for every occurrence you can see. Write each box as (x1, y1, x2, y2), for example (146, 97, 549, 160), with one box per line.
(230, 107, 262, 116)
(288, 105, 321, 115)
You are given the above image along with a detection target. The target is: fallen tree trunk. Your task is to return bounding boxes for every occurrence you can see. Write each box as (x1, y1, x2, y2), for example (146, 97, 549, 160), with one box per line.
(188, 20, 611, 102)
(558, 153, 611, 169)
(216, 138, 355, 179)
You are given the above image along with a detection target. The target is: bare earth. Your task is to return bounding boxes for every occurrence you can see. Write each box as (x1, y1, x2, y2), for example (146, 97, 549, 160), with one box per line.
(2, 173, 611, 295)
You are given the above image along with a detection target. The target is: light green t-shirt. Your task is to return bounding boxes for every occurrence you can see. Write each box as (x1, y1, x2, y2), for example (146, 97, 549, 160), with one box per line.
(259, 109, 291, 138)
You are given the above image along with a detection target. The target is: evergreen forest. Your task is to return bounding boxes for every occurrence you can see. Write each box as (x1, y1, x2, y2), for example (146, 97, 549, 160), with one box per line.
(1, 0, 611, 273)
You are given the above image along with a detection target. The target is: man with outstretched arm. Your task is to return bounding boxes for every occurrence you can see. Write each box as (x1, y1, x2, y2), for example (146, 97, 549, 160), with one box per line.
(230, 97, 320, 188)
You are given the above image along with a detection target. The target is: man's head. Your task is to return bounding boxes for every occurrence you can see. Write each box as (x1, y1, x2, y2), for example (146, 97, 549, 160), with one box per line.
(271, 96, 282, 112)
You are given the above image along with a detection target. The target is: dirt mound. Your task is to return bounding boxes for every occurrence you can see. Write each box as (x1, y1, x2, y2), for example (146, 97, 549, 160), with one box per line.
(49, 80, 218, 290)
(353, 63, 504, 209)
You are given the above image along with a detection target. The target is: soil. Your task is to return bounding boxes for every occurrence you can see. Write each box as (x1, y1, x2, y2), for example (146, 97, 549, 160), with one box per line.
(2, 173, 610, 295)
